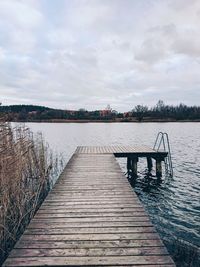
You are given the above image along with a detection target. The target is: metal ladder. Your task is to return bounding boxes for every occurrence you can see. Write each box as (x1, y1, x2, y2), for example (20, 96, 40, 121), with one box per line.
(153, 132, 173, 177)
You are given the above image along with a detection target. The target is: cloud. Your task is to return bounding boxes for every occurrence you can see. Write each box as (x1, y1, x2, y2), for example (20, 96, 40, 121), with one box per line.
(172, 31, 200, 57)
(0, 0, 42, 30)
(135, 38, 167, 64)
(0, 0, 200, 111)
(0, 0, 43, 53)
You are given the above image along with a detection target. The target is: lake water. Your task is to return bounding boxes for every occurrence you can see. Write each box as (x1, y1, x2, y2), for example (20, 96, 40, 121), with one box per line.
(16, 122, 200, 250)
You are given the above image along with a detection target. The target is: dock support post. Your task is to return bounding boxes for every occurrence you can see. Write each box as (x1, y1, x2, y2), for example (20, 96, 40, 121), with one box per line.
(131, 157, 138, 178)
(127, 157, 131, 176)
(126, 157, 138, 178)
(156, 159, 162, 178)
(147, 157, 153, 173)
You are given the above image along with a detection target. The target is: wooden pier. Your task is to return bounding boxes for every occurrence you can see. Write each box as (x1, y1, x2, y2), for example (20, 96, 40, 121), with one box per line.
(3, 146, 174, 266)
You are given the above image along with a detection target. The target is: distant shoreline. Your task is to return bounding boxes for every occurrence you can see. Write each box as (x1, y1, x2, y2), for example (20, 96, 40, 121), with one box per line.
(10, 119, 200, 123)
(2, 104, 200, 123)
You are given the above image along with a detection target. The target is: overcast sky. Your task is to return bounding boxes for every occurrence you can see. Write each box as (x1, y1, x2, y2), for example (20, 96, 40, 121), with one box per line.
(0, 0, 200, 111)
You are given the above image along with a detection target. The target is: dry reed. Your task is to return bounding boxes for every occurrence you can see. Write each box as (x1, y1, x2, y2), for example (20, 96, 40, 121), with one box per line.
(0, 122, 59, 264)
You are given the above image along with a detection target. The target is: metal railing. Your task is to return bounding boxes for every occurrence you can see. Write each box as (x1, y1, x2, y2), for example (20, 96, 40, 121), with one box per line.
(153, 132, 173, 177)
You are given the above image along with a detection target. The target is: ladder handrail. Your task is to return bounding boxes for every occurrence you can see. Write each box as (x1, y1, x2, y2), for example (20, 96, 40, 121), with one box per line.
(153, 131, 165, 150)
(153, 132, 173, 177)
(164, 133, 173, 173)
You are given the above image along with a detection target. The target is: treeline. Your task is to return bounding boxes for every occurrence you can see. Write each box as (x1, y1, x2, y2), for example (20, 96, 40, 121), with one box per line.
(1, 105, 62, 121)
(0, 101, 200, 122)
(131, 100, 200, 121)
(0, 105, 118, 121)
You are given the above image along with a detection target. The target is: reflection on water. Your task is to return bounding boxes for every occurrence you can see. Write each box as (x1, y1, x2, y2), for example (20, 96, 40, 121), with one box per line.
(16, 122, 200, 249)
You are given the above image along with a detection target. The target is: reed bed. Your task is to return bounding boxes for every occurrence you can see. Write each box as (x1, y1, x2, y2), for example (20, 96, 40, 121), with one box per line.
(0, 122, 61, 264)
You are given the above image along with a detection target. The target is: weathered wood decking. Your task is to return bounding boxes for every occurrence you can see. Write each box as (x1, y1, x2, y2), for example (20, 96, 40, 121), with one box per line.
(75, 145, 167, 158)
(3, 146, 174, 266)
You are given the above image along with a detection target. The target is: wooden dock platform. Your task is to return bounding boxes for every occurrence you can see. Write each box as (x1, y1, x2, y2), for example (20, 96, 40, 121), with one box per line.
(3, 146, 174, 266)
(75, 145, 167, 158)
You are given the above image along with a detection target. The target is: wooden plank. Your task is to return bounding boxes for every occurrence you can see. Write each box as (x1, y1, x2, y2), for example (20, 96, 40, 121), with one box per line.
(28, 221, 152, 228)
(48, 191, 135, 195)
(52, 186, 132, 190)
(45, 195, 140, 199)
(3, 255, 175, 266)
(39, 206, 143, 210)
(34, 212, 147, 218)
(37, 208, 145, 213)
(44, 198, 142, 202)
(25, 226, 155, 235)
(43, 200, 141, 205)
(31, 216, 151, 223)
(40, 203, 142, 208)
(15, 239, 165, 249)
(20, 233, 164, 241)
(9, 247, 169, 257)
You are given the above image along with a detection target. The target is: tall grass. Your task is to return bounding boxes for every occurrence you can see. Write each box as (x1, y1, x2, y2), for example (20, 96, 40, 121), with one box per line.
(0, 122, 61, 264)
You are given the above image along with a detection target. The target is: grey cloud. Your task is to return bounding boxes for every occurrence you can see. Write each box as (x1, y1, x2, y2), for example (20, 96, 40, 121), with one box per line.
(172, 33, 200, 57)
(134, 38, 167, 64)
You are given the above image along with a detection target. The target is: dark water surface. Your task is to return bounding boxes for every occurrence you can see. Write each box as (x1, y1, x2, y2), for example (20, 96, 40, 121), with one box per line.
(20, 122, 200, 249)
